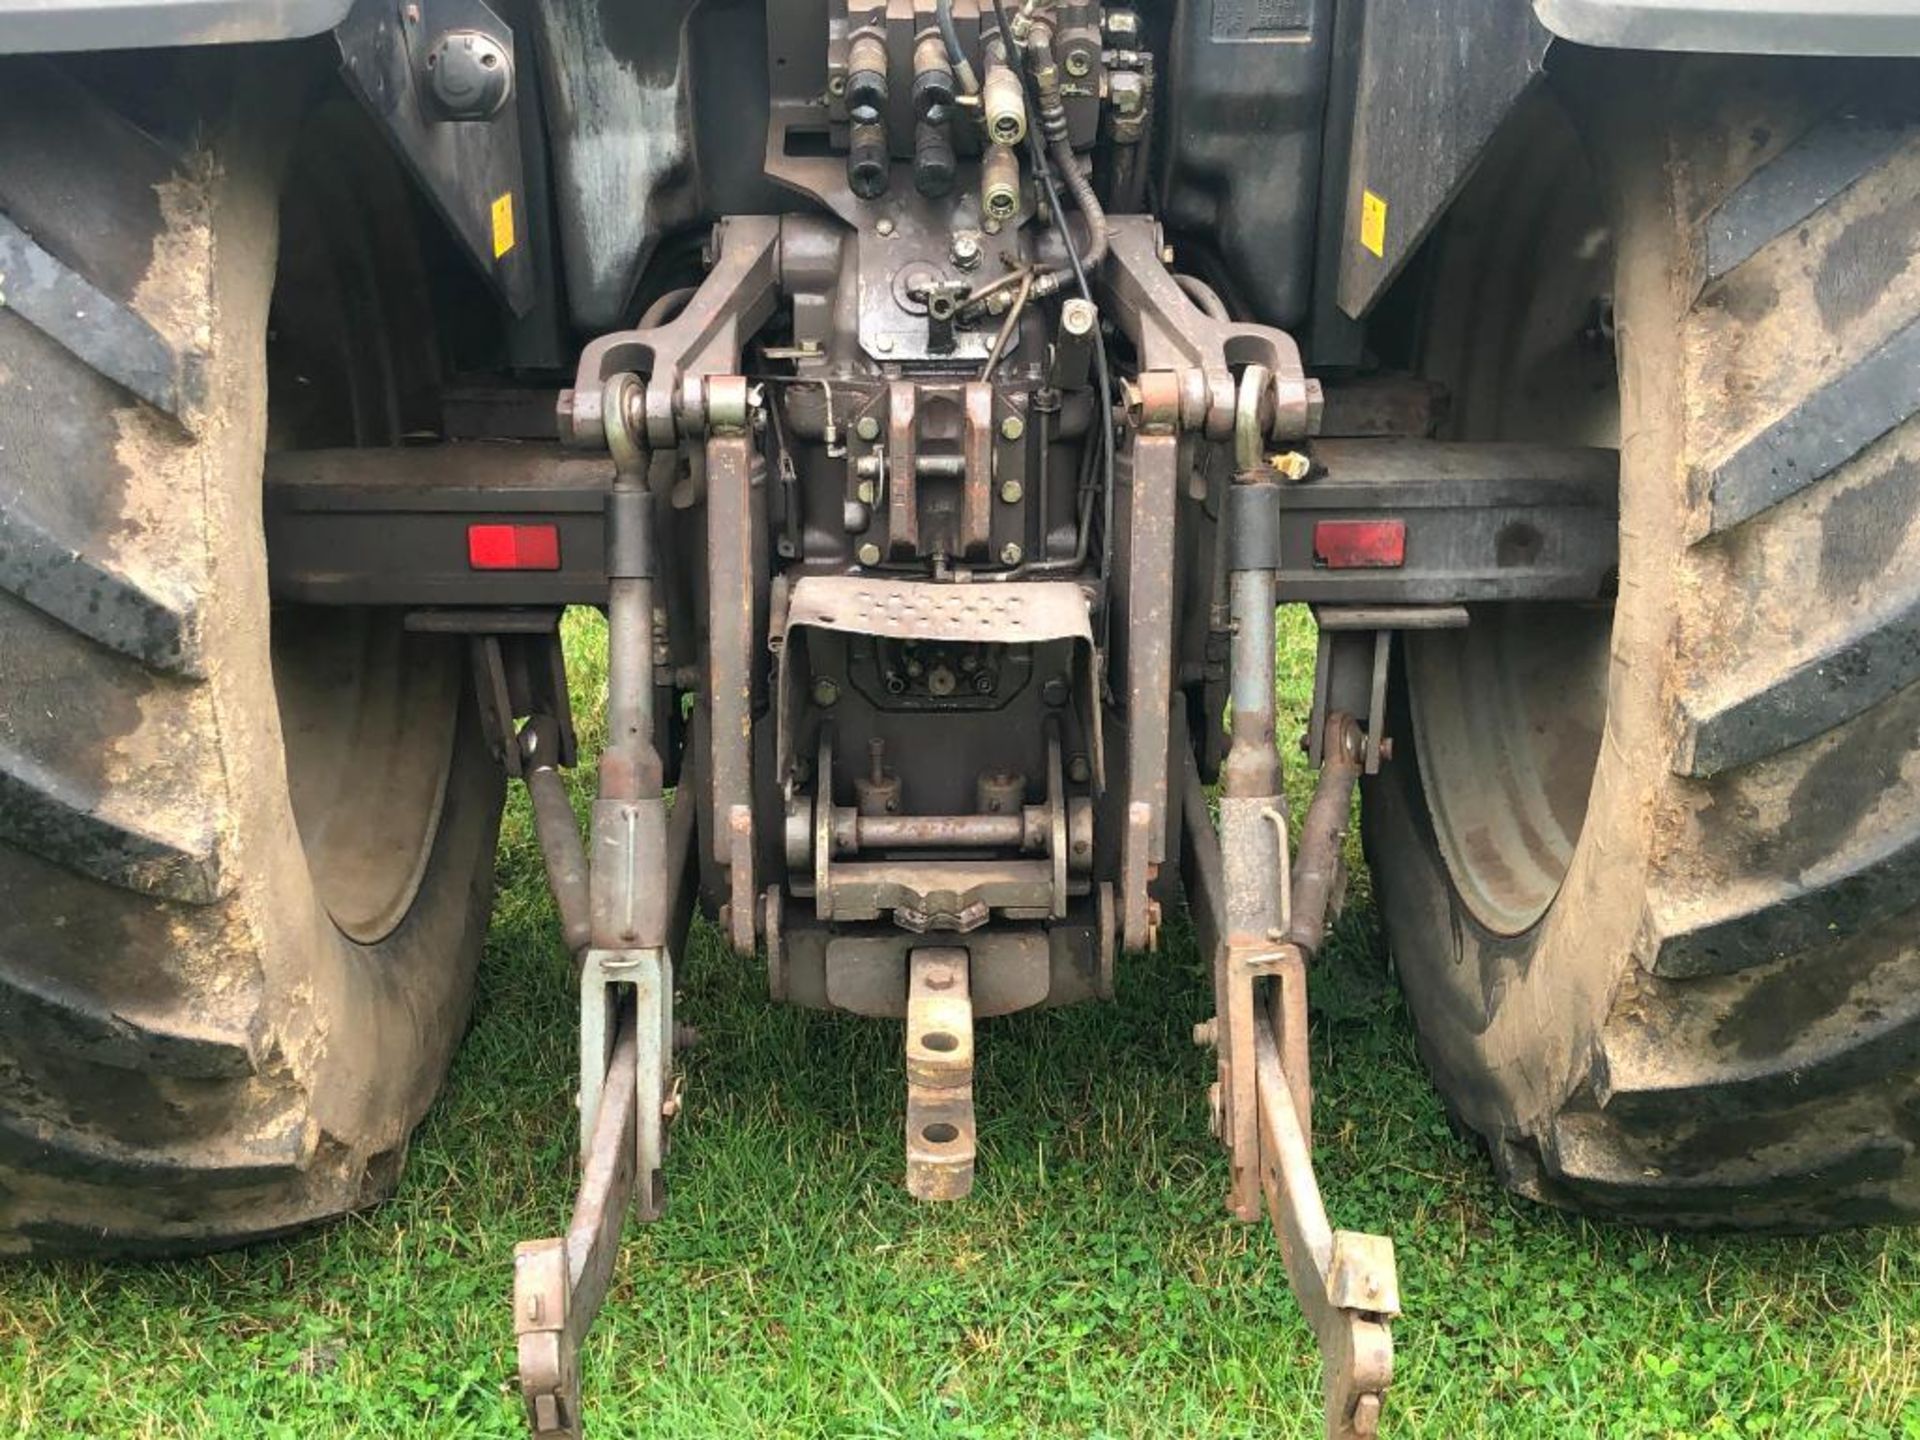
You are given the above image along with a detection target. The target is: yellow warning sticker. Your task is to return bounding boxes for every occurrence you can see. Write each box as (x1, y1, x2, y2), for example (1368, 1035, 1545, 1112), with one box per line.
(1359, 189, 1387, 259)
(491, 192, 516, 260)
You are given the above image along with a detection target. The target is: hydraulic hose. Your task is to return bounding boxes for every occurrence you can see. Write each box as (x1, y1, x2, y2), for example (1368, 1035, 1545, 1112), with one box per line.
(1021, 22, 1108, 294)
(933, 0, 980, 94)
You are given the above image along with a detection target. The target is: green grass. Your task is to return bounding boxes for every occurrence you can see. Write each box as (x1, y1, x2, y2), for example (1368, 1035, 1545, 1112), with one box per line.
(3, 609, 1918, 1438)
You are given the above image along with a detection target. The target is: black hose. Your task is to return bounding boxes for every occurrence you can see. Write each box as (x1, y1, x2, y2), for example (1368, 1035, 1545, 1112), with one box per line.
(933, 0, 979, 93)
(1027, 26, 1108, 277)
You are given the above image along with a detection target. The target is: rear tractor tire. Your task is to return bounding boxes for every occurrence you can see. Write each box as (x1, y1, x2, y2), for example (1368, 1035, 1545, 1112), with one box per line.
(1366, 55, 1920, 1228)
(0, 59, 503, 1251)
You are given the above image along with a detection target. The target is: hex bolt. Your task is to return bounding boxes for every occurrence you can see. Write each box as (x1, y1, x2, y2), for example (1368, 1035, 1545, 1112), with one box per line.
(855, 479, 877, 504)
(1067, 754, 1091, 784)
(876, 217, 896, 237)
(661, 1094, 682, 1120)
(951, 231, 982, 269)
(812, 677, 841, 706)
(855, 415, 882, 441)
(1192, 1018, 1218, 1048)
(1000, 415, 1025, 442)
(857, 542, 882, 566)
(1064, 48, 1092, 77)
(1041, 676, 1069, 706)
(1000, 542, 1023, 565)
(1000, 479, 1024, 503)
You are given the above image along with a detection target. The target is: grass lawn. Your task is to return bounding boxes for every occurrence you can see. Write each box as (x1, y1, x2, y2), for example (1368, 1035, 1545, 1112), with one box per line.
(3, 608, 1917, 1439)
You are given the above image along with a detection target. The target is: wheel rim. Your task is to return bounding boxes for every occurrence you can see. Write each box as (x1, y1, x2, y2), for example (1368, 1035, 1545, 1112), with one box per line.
(264, 103, 461, 945)
(272, 611, 459, 943)
(1408, 606, 1610, 935)
(1402, 93, 1619, 937)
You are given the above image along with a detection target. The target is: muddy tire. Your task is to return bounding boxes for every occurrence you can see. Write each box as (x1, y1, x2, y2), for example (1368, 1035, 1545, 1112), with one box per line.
(1365, 56, 1920, 1227)
(0, 59, 503, 1251)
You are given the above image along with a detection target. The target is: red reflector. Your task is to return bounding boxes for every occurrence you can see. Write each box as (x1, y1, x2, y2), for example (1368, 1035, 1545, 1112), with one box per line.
(1313, 519, 1406, 569)
(467, 523, 560, 571)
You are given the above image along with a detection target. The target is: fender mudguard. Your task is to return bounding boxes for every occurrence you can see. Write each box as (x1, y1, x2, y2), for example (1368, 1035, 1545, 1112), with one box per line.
(1322, 0, 1920, 331)
(0, 0, 349, 54)
(1534, 0, 1920, 57)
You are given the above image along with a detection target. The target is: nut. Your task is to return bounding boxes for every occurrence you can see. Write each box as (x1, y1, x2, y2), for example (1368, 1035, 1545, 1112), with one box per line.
(1064, 48, 1092, 77)
(1000, 542, 1024, 565)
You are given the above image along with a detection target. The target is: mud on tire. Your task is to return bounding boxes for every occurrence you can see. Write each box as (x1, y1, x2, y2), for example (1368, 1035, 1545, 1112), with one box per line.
(0, 57, 503, 1251)
(1365, 54, 1920, 1228)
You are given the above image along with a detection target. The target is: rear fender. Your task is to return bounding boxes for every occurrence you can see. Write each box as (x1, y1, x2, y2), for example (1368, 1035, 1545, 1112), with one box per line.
(1534, 0, 1920, 57)
(1319, 0, 1920, 335)
(0, 0, 349, 54)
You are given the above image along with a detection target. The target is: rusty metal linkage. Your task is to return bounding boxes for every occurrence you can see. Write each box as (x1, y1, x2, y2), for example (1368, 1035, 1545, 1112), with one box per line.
(1183, 717, 1399, 1440)
(1180, 347, 1400, 1440)
(905, 947, 977, 1199)
(514, 1014, 640, 1440)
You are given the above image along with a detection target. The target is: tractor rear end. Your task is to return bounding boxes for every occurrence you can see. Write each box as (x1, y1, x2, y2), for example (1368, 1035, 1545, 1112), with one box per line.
(3, 0, 1919, 1435)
